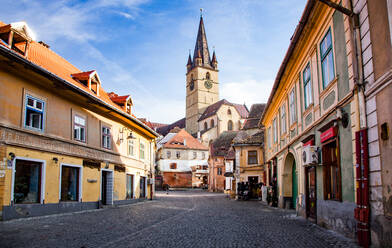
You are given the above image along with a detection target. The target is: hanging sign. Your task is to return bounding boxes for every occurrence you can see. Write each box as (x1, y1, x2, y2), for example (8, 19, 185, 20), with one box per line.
(320, 126, 338, 143)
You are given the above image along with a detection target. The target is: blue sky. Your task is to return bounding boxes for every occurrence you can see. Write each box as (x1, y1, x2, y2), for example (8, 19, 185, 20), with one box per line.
(1, 0, 307, 124)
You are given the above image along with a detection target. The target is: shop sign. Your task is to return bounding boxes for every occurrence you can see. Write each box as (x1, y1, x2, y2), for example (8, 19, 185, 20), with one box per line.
(320, 126, 338, 143)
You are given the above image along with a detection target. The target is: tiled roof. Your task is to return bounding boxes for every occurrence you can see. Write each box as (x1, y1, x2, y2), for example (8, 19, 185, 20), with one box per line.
(233, 103, 249, 119)
(0, 21, 158, 137)
(233, 130, 264, 146)
(71, 70, 96, 79)
(156, 118, 186, 136)
(243, 103, 265, 130)
(198, 99, 249, 122)
(211, 131, 238, 157)
(163, 129, 208, 150)
(225, 146, 235, 160)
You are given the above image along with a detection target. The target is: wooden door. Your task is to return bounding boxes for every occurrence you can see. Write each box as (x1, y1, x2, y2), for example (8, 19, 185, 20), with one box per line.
(306, 166, 317, 220)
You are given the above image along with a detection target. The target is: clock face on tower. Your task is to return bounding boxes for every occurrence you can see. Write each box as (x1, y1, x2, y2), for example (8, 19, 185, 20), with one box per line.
(204, 80, 212, 89)
(190, 80, 195, 91)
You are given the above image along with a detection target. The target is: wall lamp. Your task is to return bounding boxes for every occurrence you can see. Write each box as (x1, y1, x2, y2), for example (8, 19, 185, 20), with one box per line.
(52, 157, 58, 164)
(337, 107, 349, 128)
(120, 127, 136, 142)
(8, 152, 15, 161)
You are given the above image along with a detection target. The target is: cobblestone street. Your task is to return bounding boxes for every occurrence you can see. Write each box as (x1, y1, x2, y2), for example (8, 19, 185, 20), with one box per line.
(0, 191, 358, 248)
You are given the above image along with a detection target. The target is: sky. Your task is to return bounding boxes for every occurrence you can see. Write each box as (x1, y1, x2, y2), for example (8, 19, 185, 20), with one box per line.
(1, 0, 307, 124)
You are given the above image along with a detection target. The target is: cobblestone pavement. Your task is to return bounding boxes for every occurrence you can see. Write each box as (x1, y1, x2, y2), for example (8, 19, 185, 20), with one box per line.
(0, 190, 358, 248)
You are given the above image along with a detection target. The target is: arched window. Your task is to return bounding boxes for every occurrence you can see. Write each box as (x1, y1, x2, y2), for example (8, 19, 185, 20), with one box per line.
(228, 120, 233, 131)
(210, 119, 215, 127)
(191, 74, 194, 81)
(227, 109, 232, 115)
(206, 72, 210, 80)
(204, 122, 208, 131)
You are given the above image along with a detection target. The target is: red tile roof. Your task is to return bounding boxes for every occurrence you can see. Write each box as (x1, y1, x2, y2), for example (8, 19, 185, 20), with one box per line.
(0, 20, 158, 137)
(164, 129, 208, 150)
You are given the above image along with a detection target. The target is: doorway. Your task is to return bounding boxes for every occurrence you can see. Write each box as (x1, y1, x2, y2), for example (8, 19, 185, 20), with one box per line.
(248, 176, 259, 199)
(101, 170, 113, 205)
(306, 166, 317, 221)
(292, 160, 298, 208)
(140, 176, 146, 198)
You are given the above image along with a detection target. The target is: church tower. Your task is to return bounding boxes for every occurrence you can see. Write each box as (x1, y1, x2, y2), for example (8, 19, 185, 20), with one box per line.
(185, 15, 219, 135)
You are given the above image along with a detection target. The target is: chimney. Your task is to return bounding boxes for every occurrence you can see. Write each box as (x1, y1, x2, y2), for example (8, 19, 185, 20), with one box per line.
(38, 41, 50, 48)
(183, 139, 186, 146)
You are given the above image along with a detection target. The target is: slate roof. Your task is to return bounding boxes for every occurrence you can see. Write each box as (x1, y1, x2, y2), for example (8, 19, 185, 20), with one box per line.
(163, 129, 208, 151)
(243, 103, 266, 130)
(211, 131, 238, 157)
(198, 99, 249, 121)
(156, 118, 186, 136)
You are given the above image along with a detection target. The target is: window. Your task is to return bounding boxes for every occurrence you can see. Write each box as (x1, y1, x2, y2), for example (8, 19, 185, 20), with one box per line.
(322, 139, 341, 201)
(102, 126, 111, 149)
(166, 151, 171, 159)
(24, 95, 45, 131)
(176, 151, 181, 159)
(14, 160, 42, 204)
(204, 122, 208, 131)
(128, 139, 134, 156)
(303, 63, 312, 109)
(61, 165, 80, 201)
(139, 141, 145, 160)
(228, 120, 233, 131)
(206, 72, 210, 80)
(193, 152, 197, 159)
(268, 127, 272, 148)
(289, 89, 296, 125)
(202, 152, 206, 159)
(248, 151, 258, 165)
(227, 109, 232, 115)
(210, 119, 215, 127)
(217, 167, 222, 175)
(280, 105, 286, 134)
(273, 118, 278, 143)
(170, 163, 177, 169)
(320, 29, 335, 88)
(74, 115, 86, 142)
(126, 174, 134, 199)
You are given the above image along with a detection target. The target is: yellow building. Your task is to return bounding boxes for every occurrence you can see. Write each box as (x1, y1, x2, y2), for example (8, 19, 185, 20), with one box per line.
(260, 0, 361, 239)
(0, 21, 158, 220)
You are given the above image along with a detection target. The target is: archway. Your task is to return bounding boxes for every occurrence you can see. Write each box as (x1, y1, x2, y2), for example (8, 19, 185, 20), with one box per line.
(283, 152, 298, 209)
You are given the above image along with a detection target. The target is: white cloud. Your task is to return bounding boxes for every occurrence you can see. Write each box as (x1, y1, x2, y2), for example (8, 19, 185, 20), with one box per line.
(221, 79, 273, 107)
(117, 11, 135, 19)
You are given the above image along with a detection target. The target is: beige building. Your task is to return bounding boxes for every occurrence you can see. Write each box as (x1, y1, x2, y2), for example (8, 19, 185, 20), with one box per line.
(0, 21, 158, 220)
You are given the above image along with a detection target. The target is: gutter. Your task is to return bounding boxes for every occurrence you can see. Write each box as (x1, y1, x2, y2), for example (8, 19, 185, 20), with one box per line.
(0, 45, 159, 138)
(260, 0, 316, 125)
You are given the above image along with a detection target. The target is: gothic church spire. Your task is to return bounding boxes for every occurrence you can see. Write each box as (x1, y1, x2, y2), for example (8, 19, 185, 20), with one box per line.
(193, 16, 212, 68)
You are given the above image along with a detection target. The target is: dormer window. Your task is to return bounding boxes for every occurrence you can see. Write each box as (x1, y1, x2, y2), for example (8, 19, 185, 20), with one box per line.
(0, 22, 34, 56)
(71, 70, 101, 96)
(108, 92, 133, 114)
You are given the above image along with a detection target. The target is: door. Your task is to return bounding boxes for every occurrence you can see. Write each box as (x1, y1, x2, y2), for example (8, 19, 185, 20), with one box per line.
(101, 171, 107, 204)
(140, 177, 146, 198)
(126, 174, 134, 199)
(292, 160, 298, 208)
(306, 166, 317, 220)
(248, 176, 259, 198)
(101, 171, 113, 205)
